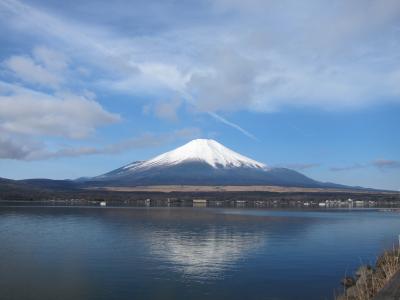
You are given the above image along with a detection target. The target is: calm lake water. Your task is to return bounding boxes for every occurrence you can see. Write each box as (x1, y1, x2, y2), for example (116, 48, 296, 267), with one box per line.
(0, 206, 399, 300)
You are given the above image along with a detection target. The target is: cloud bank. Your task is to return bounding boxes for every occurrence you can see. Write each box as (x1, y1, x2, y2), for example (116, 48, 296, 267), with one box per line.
(1, 0, 399, 114)
(0, 126, 201, 161)
(0, 0, 399, 159)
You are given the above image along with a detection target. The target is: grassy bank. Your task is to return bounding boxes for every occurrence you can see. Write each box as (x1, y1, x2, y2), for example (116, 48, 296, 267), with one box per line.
(337, 246, 400, 300)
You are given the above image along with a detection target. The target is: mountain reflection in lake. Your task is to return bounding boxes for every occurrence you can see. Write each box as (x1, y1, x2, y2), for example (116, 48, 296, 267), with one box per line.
(147, 227, 266, 278)
(0, 206, 399, 300)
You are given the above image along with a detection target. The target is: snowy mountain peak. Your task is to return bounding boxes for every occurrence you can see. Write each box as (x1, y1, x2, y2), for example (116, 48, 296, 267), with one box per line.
(124, 139, 267, 170)
(93, 139, 325, 187)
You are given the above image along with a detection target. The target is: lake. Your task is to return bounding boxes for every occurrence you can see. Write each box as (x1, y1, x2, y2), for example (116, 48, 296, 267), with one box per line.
(0, 206, 399, 300)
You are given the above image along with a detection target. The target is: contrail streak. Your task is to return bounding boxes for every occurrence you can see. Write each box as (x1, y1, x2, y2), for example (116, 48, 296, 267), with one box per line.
(208, 112, 259, 141)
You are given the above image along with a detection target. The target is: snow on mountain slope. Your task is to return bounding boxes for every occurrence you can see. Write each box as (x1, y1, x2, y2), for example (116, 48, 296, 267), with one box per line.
(89, 139, 358, 188)
(90, 139, 331, 187)
(123, 139, 267, 171)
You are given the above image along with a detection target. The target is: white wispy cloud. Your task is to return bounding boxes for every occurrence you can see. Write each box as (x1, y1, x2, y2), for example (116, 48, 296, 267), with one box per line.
(32, 46, 68, 72)
(153, 98, 182, 122)
(0, 81, 120, 139)
(4, 54, 63, 87)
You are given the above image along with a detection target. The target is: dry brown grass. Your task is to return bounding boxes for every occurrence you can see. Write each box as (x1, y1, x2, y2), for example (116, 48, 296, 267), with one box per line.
(337, 247, 400, 300)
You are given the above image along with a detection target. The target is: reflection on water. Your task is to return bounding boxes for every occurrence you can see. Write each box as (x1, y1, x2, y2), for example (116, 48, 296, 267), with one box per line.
(0, 206, 399, 300)
(148, 228, 265, 277)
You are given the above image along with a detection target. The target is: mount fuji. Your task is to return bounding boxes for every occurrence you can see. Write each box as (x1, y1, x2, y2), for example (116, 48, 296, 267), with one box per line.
(90, 139, 344, 188)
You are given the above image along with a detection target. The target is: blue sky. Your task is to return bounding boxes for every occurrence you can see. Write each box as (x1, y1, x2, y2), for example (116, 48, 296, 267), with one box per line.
(0, 0, 399, 190)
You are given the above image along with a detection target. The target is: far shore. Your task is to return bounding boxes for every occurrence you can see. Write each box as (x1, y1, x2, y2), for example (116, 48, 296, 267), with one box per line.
(2, 180, 399, 205)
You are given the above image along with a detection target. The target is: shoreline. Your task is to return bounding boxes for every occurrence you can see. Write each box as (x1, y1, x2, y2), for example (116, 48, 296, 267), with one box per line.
(1, 199, 400, 210)
(337, 246, 400, 300)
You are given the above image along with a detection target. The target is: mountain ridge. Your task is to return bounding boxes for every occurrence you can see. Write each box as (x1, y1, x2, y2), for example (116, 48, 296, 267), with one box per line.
(90, 139, 350, 188)
(0, 139, 376, 190)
